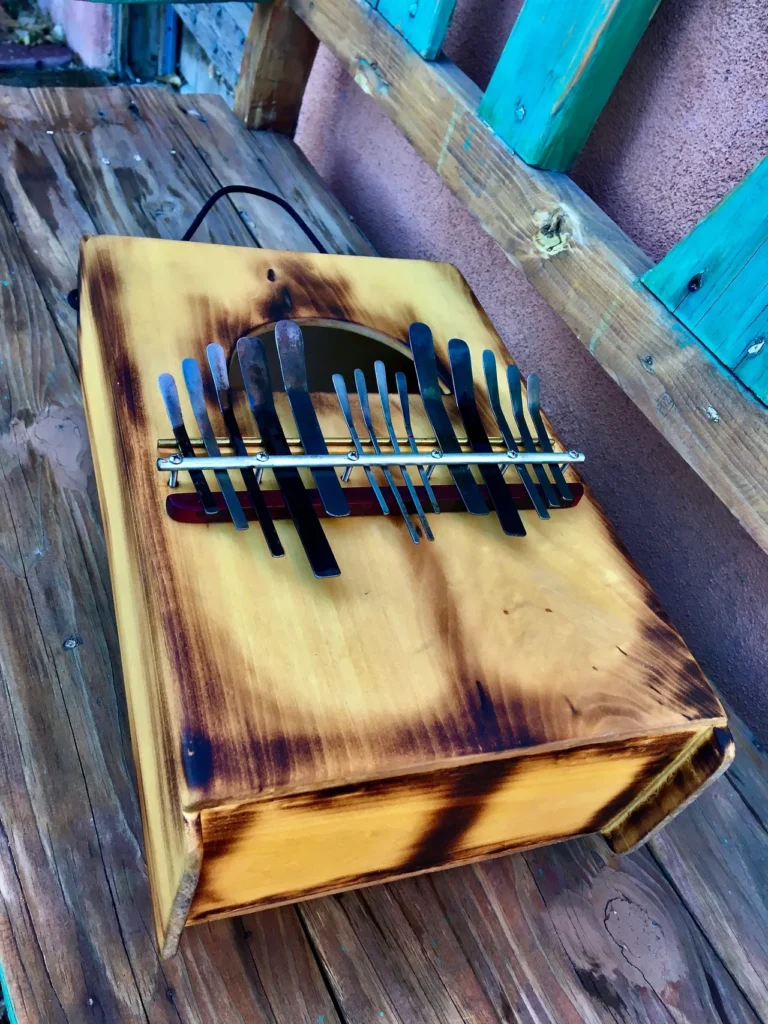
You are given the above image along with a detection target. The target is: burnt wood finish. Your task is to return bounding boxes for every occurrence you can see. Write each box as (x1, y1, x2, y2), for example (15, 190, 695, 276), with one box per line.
(79, 226, 728, 953)
(0, 86, 763, 1023)
(189, 731, 698, 925)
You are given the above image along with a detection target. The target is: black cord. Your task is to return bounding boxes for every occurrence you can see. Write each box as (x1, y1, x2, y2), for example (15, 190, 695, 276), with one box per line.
(182, 184, 328, 253)
(66, 184, 330, 311)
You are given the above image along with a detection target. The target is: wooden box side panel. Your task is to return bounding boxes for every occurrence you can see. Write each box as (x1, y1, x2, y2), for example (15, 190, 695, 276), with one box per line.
(603, 726, 735, 854)
(187, 730, 704, 925)
(78, 251, 201, 957)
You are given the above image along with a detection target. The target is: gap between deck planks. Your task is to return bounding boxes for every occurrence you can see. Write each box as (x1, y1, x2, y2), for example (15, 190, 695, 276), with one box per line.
(0, 85, 765, 1023)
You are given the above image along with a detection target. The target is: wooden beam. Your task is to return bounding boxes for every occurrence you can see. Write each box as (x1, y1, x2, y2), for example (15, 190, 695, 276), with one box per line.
(234, 0, 319, 131)
(643, 156, 768, 403)
(374, 0, 457, 59)
(287, 0, 768, 555)
(478, 0, 663, 172)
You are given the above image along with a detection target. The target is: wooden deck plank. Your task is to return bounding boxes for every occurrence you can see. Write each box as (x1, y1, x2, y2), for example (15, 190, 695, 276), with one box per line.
(300, 882, 500, 1023)
(31, 87, 257, 248)
(287, 0, 768, 558)
(647, 714, 768, 1015)
(0, 85, 345, 1024)
(0, 84, 767, 1024)
(439, 841, 761, 1022)
(0, 88, 95, 364)
(170, 90, 377, 256)
(0, 164, 183, 1024)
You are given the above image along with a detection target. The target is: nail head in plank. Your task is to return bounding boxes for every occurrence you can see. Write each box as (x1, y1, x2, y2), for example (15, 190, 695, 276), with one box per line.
(642, 155, 768, 401)
(479, 0, 663, 172)
(173, 1, 253, 93)
(642, 155, 768, 324)
(375, 0, 457, 60)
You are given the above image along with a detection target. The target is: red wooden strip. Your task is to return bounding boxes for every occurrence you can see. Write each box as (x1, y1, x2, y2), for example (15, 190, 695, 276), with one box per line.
(166, 482, 584, 523)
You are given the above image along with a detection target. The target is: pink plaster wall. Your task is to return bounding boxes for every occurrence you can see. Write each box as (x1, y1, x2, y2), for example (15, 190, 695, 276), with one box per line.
(38, 0, 113, 69)
(296, 0, 768, 738)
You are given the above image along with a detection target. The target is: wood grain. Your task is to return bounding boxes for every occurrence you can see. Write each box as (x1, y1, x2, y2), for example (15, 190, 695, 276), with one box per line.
(0, 84, 762, 1022)
(0, 134, 326, 1024)
(604, 725, 735, 854)
(479, 0, 663, 171)
(647, 714, 768, 1013)
(168, 90, 377, 256)
(0, 88, 94, 364)
(78, 226, 727, 950)
(79, 234, 726, 810)
(0, 85, 354, 1021)
(642, 155, 768, 403)
(286, 0, 768, 557)
(174, 1, 252, 99)
(174, 1, 253, 93)
(234, 0, 319, 133)
(189, 732, 697, 925)
(31, 86, 256, 248)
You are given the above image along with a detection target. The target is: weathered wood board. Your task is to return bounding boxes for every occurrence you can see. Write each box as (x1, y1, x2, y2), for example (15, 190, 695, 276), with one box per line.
(0, 86, 764, 1023)
(234, 0, 318, 131)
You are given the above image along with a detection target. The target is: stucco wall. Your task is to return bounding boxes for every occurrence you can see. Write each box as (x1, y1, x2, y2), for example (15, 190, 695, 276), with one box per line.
(296, 0, 768, 738)
(38, 0, 113, 69)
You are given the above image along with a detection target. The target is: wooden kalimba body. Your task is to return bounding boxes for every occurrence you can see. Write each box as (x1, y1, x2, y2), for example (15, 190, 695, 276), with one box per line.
(78, 234, 731, 958)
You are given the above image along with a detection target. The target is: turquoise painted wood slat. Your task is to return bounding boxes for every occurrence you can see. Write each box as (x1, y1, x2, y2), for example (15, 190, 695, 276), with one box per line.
(372, 0, 456, 58)
(643, 156, 768, 403)
(732, 310, 768, 401)
(0, 958, 18, 1024)
(478, 0, 662, 171)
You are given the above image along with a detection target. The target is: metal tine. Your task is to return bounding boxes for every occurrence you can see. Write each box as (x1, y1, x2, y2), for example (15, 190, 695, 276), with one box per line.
(374, 363, 434, 541)
(355, 369, 419, 543)
(275, 321, 350, 518)
(448, 339, 525, 537)
(158, 373, 219, 516)
(395, 372, 441, 514)
(237, 337, 340, 578)
(332, 373, 390, 515)
(527, 373, 573, 503)
(481, 352, 549, 520)
(506, 364, 561, 509)
(181, 359, 249, 530)
(409, 322, 488, 516)
(206, 344, 284, 557)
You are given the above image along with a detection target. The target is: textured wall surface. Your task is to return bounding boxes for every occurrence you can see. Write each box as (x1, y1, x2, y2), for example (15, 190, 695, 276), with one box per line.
(38, 0, 113, 69)
(296, 0, 768, 739)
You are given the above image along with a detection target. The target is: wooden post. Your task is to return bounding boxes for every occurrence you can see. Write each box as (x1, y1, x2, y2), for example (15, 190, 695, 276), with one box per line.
(642, 156, 768, 403)
(234, 0, 319, 134)
(479, 0, 663, 171)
